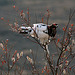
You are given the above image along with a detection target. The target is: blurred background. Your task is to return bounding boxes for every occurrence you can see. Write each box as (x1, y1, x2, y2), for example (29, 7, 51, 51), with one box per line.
(0, 0, 75, 75)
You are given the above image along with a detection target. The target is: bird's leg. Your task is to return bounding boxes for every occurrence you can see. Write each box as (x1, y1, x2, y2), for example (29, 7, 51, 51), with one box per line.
(46, 45, 50, 54)
(44, 45, 55, 75)
(43, 44, 50, 55)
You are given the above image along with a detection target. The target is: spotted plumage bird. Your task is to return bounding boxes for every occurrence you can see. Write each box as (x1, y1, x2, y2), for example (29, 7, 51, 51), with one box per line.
(19, 23, 58, 45)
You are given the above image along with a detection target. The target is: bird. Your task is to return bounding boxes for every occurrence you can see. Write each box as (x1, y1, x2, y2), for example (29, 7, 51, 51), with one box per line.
(18, 23, 58, 45)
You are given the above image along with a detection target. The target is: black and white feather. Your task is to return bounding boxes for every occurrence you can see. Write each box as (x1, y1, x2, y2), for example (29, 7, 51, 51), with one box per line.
(18, 23, 58, 45)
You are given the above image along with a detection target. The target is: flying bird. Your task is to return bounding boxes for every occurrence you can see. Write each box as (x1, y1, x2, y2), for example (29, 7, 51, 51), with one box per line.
(18, 23, 58, 45)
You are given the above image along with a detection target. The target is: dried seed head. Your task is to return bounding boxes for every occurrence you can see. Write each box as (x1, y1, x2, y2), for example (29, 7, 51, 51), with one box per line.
(14, 22, 19, 27)
(20, 12, 25, 19)
(26, 56, 33, 64)
(59, 64, 62, 68)
(11, 57, 15, 62)
(17, 53, 20, 59)
(63, 69, 66, 74)
(65, 60, 69, 65)
(30, 49, 32, 53)
(20, 51, 23, 56)
(67, 46, 70, 50)
(72, 39, 75, 45)
(0, 43, 4, 49)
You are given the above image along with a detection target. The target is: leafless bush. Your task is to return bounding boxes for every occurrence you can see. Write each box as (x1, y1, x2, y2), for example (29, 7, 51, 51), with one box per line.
(0, 39, 24, 75)
(1, 5, 75, 75)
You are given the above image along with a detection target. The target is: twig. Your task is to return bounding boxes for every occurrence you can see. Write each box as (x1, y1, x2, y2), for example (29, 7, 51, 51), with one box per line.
(55, 9, 75, 75)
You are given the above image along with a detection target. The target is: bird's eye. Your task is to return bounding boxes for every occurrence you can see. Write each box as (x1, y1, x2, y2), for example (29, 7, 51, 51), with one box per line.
(37, 25, 38, 27)
(29, 30, 32, 32)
